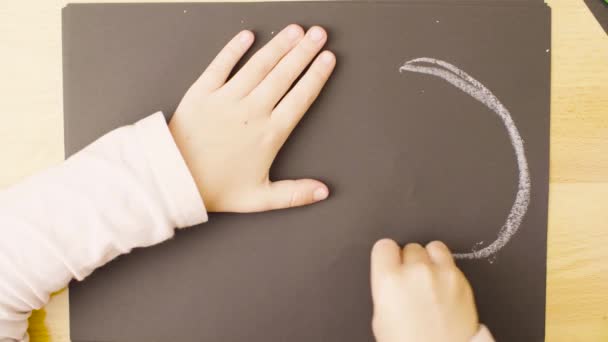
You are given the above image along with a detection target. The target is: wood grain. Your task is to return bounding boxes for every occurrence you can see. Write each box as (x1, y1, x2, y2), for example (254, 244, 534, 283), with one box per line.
(0, 0, 605, 341)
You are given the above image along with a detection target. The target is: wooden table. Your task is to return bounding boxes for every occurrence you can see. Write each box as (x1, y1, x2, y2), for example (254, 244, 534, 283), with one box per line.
(0, 0, 606, 341)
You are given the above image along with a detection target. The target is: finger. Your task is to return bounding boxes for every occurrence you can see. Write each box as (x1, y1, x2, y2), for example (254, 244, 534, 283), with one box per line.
(223, 24, 304, 98)
(249, 26, 327, 109)
(370, 239, 402, 302)
(261, 179, 329, 210)
(402, 243, 431, 265)
(271, 50, 336, 136)
(371, 239, 402, 276)
(195, 30, 254, 93)
(425, 241, 455, 267)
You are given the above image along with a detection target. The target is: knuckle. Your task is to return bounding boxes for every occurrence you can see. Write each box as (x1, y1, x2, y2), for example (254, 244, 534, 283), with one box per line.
(262, 128, 283, 147)
(374, 272, 401, 294)
(378, 268, 399, 282)
(300, 86, 316, 102)
(209, 46, 241, 73)
(301, 39, 320, 54)
(407, 262, 433, 280)
(277, 35, 296, 52)
(204, 63, 224, 77)
(223, 44, 242, 62)
(270, 117, 290, 136)
(309, 64, 329, 82)
(291, 87, 318, 110)
(259, 50, 276, 65)
(283, 64, 302, 84)
(272, 68, 298, 92)
(252, 53, 276, 77)
(444, 267, 465, 292)
(446, 267, 460, 284)
(276, 180, 299, 208)
(207, 64, 232, 79)
(244, 96, 268, 112)
(286, 184, 301, 207)
(300, 92, 316, 109)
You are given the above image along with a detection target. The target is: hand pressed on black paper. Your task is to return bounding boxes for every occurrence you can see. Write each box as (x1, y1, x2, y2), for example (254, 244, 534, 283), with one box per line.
(169, 24, 336, 213)
(371, 240, 480, 342)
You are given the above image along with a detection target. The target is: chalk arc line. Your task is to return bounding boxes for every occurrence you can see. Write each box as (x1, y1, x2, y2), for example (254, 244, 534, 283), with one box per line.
(399, 58, 531, 260)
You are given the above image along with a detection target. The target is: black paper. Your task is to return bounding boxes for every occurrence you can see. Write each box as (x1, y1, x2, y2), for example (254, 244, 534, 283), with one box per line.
(585, 0, 608, 34)
(63, 2, 551, 341)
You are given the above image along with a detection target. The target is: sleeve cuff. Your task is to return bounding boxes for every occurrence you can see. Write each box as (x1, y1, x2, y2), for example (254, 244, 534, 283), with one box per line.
(470, 324, 495, 342)
(134, 112, 208, 228)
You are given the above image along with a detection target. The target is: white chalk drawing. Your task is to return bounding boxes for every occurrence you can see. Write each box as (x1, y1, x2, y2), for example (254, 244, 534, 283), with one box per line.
(399, 58, 531, 260)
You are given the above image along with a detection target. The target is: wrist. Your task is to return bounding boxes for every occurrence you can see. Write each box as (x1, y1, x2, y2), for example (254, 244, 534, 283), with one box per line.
(142, 112, 207, 226)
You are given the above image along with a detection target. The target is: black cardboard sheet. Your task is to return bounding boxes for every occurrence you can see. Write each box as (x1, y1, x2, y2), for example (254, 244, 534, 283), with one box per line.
(63, 2, 551, 341)
(585, 0, 608, 34)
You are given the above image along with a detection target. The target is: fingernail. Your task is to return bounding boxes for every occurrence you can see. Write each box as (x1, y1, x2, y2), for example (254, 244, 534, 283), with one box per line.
(320, 51, 334, 65)
(313, 188, 329, 201)
(239, 31, 252, 44)
(286, 25, 301, 40)
(308, 27, 325, 42)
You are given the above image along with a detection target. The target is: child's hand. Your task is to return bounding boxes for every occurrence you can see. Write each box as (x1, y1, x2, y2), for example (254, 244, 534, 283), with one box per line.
(170, 25, 335, 212)
(371, 240, 479, 342)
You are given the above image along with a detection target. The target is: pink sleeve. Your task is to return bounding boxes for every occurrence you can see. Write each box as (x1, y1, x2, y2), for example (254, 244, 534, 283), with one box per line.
(471, 325, 495, 342)
(0, 112, 207, 341)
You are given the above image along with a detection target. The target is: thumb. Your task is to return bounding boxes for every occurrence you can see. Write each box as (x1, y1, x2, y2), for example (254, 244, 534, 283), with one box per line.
(263, 179, 329, 210)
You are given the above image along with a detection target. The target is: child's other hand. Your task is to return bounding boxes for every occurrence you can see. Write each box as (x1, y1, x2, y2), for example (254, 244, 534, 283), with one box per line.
(170, 25, 335, 212)
(370, 240, 479, 342)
